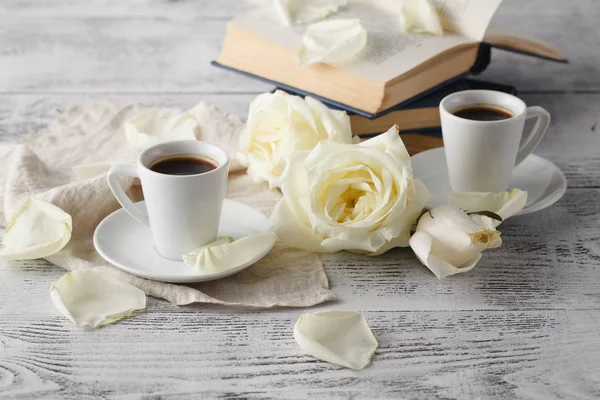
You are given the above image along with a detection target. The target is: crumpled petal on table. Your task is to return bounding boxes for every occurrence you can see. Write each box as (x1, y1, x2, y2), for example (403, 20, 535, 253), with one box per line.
(0, 197, 72, 260)
(298, 19, 367, 67)
(183, 232, 277, 274)
(274, 0, 347, 26)
(448, 188, 528, 226)
(399, 0, 444, 36)
(50, 268, 146, 329)
(125, 109, 200, 151)
(409, 205, 502, 279)
(293, 311, 378, 370)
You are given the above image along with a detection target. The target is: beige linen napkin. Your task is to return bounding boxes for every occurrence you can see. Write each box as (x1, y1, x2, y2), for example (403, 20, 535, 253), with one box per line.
(0, 101, 335, 308)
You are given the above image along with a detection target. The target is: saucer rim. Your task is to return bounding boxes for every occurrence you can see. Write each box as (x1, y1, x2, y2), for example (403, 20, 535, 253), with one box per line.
(93, 199, 273, 283)
(410, 147, 567, 216)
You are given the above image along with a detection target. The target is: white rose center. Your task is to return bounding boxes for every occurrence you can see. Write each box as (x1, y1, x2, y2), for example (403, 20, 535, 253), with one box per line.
(313, 162, 399, 226)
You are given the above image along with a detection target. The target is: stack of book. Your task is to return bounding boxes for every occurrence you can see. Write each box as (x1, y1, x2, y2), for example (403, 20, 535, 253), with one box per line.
(213, 0, 565, 141)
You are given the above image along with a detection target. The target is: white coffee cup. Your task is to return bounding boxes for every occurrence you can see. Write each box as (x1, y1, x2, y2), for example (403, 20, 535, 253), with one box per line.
(440, 90, 551, 192)
(107, 140, 229, 260)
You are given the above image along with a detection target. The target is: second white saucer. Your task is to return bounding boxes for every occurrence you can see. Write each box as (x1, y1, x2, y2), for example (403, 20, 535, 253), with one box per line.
(411, 147, 567, 215)
(93, 199, 273, 283)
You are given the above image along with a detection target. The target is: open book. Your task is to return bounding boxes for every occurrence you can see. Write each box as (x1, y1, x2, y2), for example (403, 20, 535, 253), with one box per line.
(215, 0, 565, 116)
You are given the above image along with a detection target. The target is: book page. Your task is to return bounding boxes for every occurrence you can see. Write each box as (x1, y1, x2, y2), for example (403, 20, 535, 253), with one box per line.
(232, 1, 475, 83)
(433, 0, 503, 40)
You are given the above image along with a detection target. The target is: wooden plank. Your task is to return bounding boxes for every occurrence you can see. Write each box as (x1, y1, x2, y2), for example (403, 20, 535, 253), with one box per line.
(2, 0, 260, 18)
(0, 0, 597, 93)
(0, 167, 599, 313)
(0, 93, 599, 313)
(0, 0, 598, 396)
(480, 0, 600, 91)
(0, 18, 271, 94)
(1, 93, 599, 186)
(0, 308, 599, 399)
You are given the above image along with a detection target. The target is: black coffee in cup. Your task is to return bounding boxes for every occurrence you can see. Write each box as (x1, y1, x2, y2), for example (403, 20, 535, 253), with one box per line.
(150, 155, 218, 176)
(452, 104, 514, 121)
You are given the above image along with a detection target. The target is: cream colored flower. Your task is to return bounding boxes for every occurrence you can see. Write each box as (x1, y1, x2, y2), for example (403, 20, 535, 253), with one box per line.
(294, 311, 378, 370)
(125, 109, 199, 151)
(299, 19, 368, 67)
(448, 189, 528, 226)
(270, 125, 431, 255)
(50, 268, 146, 329)
(183, 232, 277, 274)
(409, 205, 502, 280)
(0, 197, 72, 260)
(238, 91, 354, 189)
(274, 0, 347, 26)
(399, 0, 444, 36)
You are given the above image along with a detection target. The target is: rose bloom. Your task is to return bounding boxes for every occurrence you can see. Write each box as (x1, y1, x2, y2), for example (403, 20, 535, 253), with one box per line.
(270, 126, 431, 255)
(409, 205, 502, 279)
(237, 90, 354, 189)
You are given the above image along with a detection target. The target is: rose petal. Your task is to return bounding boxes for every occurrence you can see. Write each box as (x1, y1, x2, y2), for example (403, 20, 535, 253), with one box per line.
(369, 178, 431, 256)
(298, 19, 367, 67)
(448, 189, 528, 225)
(293, 311, 378, 370)
(274, 0, 347, 26)
(399, 0, 444, 36)
(304, 97, 354, 144)
(0, 197, 72, 260)
(270, 198, 325, 252)
(50, 268, 146, 329)
(183, 232, 277, 274)
(409, 231, 482, 279)
(238, 91, 354, 189)
(360, 125, 412, 175)
(125, 110, 199, 151)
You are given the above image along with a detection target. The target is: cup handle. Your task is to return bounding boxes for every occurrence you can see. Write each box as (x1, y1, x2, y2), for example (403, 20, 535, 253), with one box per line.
(515, 106, 551, 166)
(107, 165, 149, 226)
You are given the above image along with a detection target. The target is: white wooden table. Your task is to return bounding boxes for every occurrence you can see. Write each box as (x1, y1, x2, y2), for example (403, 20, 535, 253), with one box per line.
(1, 1, 600, 398)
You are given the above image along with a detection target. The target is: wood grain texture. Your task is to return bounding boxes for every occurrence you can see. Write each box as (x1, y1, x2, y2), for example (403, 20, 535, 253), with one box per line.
(1, 0, 600, 398)
(1, 93, 598, 186)
(0, 0, 598, 93)
(1, 309, 600, 399)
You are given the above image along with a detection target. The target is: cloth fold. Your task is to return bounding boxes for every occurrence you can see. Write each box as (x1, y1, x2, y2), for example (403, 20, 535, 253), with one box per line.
(0, 101, 335, 308)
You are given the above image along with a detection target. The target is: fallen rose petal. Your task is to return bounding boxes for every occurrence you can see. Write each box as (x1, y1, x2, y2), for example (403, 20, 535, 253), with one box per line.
(0, 197, 72, 260)
(399, 0, 444, 36)
(50, 268, 146, 329)
(410, 230, 482, 280)
(183, 232, 277, 274)
(125, 110, 200, 151)
(294, 311, 378, 370)
(448, 189, 528, 225)
(298, 19, 367, 67)
(409, 205, 502, 279)
(274, 0, 347, 26)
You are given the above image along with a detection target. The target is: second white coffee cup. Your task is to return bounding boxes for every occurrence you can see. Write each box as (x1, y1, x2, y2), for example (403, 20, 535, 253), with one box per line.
(440, 90, 551, 193)
(107, 140, 229, 261)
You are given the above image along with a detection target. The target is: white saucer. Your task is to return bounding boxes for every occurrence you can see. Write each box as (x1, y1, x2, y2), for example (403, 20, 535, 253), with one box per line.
(411, 148, 567, 215)
(93, 199, 272, 283)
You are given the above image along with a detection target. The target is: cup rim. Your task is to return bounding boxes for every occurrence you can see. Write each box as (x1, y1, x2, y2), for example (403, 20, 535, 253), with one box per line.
(440, 90, 526, 125)
(138, 140, 230, 179)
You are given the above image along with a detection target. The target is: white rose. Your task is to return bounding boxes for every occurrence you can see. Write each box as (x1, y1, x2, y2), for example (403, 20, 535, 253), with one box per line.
(409, 205, 502, 280)
(269, 126, 431, 255)
(237, 90, 354, 189)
